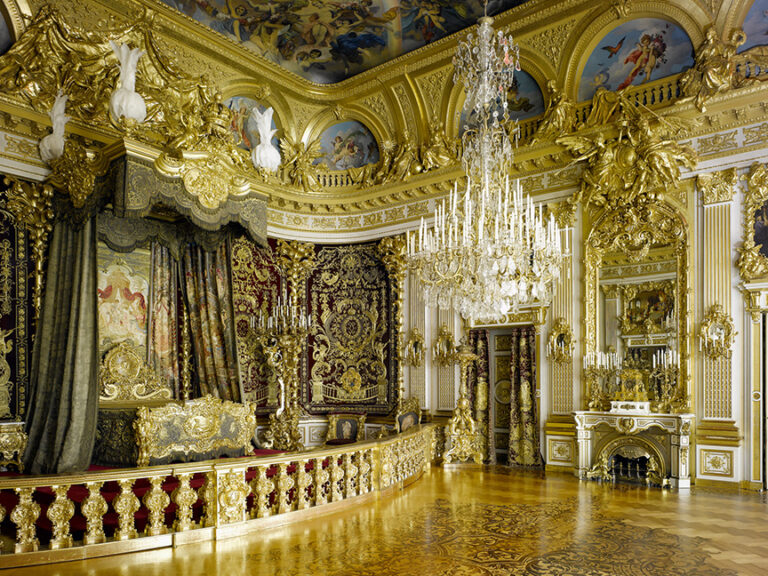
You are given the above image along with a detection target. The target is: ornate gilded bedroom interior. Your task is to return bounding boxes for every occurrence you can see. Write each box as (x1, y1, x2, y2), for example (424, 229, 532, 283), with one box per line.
(1, 0, 768, 574)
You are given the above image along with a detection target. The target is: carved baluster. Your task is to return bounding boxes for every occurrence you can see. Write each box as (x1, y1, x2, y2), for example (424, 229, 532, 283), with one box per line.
(358, 450, 371, 494)
(296, 459, 312, 510)
(47, 485, 74, 549)
(144, 476, 170, 536)
(380, 445, 393, 489)
(82, 482, 108, 545)
(276, 463, 294, 514)
(198, 471, 217, 527)
(217, 470, 249, 524)
(249, 467, 274, 519)
(173, 473, 198, 532)
(113, 479, 140, 540)
(313, 458, 329, 506)
(343, 453, 357, 498)
(329, 456, 344, 502)
(11, 487, 40, 553)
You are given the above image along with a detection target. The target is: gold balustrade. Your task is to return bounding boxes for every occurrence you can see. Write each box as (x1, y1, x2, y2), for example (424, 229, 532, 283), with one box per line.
(0, 424, 436, 569)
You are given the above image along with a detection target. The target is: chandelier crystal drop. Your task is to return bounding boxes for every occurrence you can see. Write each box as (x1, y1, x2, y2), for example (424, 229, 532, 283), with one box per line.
(406, 13, 564, 322)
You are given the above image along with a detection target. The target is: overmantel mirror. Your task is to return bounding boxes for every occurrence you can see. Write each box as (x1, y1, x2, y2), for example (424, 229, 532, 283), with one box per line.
(584, 199, 690, 414)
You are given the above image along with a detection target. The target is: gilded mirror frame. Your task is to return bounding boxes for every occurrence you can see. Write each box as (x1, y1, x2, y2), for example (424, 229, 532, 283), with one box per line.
(583, 199, 690, 413)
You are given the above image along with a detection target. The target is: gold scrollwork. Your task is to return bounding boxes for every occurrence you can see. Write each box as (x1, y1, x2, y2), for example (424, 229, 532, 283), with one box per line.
(99, 342, 173, 403)
(738, 162, 768, 281)
(433, 323, 455, 367)
(47, 140, 108, 209)
(1, 177, 54, 322)
(133, 395, 256, 467)
(699, 304, 736, 359)
(547, 318, 573, 364)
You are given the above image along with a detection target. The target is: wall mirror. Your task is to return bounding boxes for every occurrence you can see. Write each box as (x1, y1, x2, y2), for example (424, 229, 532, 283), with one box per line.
(584, 200, 690, 414)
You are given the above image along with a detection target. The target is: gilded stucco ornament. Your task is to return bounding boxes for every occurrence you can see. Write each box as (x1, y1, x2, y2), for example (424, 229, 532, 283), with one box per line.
(421, 121, 457, 172)
(679, 27, 745, 112)
(699, 304, 736, 359)
(698, 168, 737, 205)
(378, 234, 407, 408)
(280, 136, 323, 193)
(558, 109, 696, 209)
(532, 80, 575, 144)
(738, 162, 768, 281)
(47, 140, 108, 209)
(99, 342, 173, 402)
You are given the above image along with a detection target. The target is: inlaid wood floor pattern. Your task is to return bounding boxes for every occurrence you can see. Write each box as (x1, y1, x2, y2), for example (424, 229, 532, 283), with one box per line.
(14, 466, 768, 575)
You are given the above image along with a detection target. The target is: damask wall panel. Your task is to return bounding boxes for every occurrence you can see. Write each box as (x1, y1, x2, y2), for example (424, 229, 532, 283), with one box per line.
(0, 182, 32, 421)
(230, 236, 282, 410)
(306, 243, 395, 415)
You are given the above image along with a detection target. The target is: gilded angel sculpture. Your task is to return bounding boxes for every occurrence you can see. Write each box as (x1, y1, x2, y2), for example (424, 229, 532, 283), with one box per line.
(109, 41, 147, 124)
(251, 107, 281, 173)
(39, 90, 69, 164)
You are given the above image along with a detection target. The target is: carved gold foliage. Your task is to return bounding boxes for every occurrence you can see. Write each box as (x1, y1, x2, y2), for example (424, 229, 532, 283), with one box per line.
(276, 463, 294, 514)
(47, 140, 107, 209)
(364, 93, 392, 134)
(558, 109, 696, 209)
(738, 162, 768, 281)
(133, 395, 256, 467)
(46, 485, 74, 550)
(99, 341, 173, 402)
(698, 131, 737, 155)
(218, 470, 250, 524)
(393, 83, 416, 133)
(113, 479, 140, 541)
(547, 200, 577, 228)
(699, 304, 736, 359)
(82, 482, 108, 545)
(144, 476, 170, 536)
(250, 467, 274, 519)
(417, 66, 451, 122)
(275, 239, 316, 294)
(284, 96, 324, 136)
(528, 19, 576, 68)
(11, 487, 40, 553)
(698, 168, 737, 205)
(173, 473, 198, 532)
(744, 123, 768, 146)
(2, 177, 54, 322)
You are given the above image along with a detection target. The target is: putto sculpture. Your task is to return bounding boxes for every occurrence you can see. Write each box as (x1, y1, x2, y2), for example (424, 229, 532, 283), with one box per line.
(109, 41, 147, 124)
(250, 106, 281, 173)
(39, 90, 69, 164)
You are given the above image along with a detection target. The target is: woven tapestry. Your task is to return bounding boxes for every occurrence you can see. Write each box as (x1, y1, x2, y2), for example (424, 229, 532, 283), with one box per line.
(0, 184, 32, 421)
(305, 243, 395, 415)
(230, 236, 282, 410)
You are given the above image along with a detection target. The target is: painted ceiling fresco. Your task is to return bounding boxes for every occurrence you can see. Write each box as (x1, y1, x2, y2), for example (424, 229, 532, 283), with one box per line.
(315, 120, 380, 169)
(740, 0, 768, 51)
(159, 0, 530, 84)
(578, 18, 694, 101)
(226, 96, 280, 150)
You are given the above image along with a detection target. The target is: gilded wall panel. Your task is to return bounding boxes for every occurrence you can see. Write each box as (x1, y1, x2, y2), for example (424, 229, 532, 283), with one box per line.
(230, 236, 281, 410)
(0, 180, 32, 420)
(306, 243, 395, 415)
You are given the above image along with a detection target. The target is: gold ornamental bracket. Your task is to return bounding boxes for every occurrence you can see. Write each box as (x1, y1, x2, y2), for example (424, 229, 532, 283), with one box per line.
(698, 304, 736, 359)
(432, 323, 455, 367)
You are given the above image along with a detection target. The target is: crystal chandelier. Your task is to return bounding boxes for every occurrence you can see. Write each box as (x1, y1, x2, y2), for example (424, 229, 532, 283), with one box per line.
(406, 13, 564, 322)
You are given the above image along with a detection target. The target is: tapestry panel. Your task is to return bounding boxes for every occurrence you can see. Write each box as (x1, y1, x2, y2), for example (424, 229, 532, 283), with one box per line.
(305, 243, 395, 415)
(0, 183, 32, 421)
(230, 236, 282, 410)
(97, 242, 151, 357)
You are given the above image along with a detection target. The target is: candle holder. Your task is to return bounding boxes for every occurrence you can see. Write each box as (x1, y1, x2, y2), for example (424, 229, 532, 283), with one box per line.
(248, 293, 310, 452)
(583, 351, 621, 411)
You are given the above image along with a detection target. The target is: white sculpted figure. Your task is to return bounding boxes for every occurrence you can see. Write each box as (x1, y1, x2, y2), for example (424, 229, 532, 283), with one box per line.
(109, 40, 147, 123)
(39, 90, 69, 164)
(251, 106, 281, 173)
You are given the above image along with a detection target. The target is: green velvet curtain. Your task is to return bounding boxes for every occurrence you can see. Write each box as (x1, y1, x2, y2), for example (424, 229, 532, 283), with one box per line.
(508, 326, 542, 467)
(24, 218, 99, 474)
(183, 241, 241, 402)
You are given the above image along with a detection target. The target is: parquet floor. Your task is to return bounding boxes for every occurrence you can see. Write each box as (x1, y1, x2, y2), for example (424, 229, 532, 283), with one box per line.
(11, 466, 768, 575)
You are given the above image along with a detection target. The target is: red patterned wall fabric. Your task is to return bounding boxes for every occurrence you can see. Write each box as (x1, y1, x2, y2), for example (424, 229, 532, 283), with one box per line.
(305, 243, 395, 415)
(0, 180, 33, 421)
(230, 236, 282, 411)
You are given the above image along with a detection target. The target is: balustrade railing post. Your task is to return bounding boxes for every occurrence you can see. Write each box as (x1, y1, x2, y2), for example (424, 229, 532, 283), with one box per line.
(313, 458, 329, 506)
(172, 473, 197, 532)
(82, 482, 107, 545)
(113, 479, 140, 541)
(144, 476, 170, 536)
(11, 487, 40, 553)
(48, 484, 74, 549)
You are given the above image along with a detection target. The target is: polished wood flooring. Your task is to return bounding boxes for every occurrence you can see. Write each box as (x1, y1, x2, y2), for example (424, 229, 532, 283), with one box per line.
(10, 466, 768, 575)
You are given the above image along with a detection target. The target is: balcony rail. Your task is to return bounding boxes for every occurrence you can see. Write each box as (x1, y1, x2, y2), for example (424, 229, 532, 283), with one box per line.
(0, 424, 437, 569)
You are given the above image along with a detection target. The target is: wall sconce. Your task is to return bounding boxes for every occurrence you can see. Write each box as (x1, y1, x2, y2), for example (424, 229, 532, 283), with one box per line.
(432, 323, 455, 366)
(404, 327, 425, 367)
(699, 304, 736, 359)
(547, 317, 574, 363)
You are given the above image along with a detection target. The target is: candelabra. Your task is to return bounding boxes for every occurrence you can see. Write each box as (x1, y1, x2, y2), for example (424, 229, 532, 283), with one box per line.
(249, 294, 310, 452)
(443, 339, 483, 464)
(583, 351, 621, 411)
(649, 349, 680, 413)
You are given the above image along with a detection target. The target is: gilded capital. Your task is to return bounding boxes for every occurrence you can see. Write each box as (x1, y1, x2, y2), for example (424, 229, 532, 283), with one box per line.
(698, 168, 737, 205)
(275, 239, 316, 293)
(377, 234, 407, 283)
